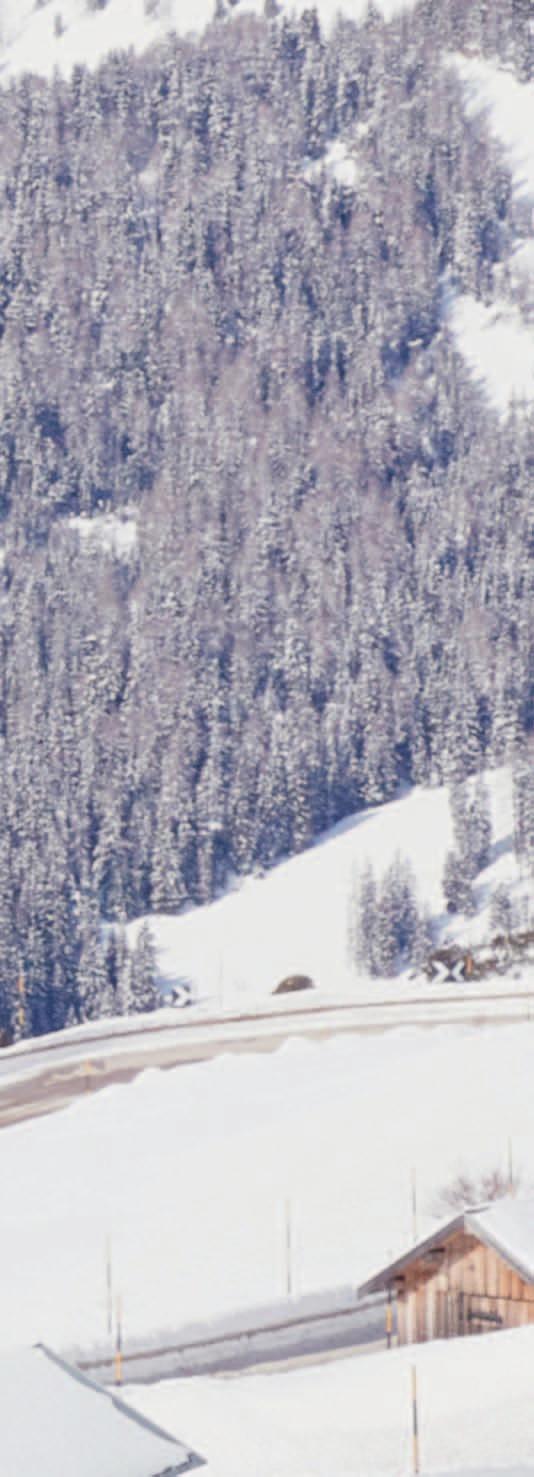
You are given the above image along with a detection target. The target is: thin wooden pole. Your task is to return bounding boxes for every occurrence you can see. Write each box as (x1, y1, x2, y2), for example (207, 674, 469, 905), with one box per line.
(106, 1236, 113, 1339)
(114, 1295, 123, 1386)
(285, 1199, 293, 1299)
(386, 1287, 393, 1349)
(411, 1364, 420, 1476)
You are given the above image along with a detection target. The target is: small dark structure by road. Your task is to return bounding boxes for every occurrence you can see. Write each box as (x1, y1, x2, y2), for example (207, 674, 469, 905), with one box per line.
(359, 1198, 534, 1344)
(0, 1343, 204, 1475)
(273, 975, 315, 995)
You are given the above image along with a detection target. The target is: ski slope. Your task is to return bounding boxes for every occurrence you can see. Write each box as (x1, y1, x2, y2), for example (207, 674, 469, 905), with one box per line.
(124, 766, 530, 1008)
(0, 0, 416, 83)
(129, 1324, 534, 1477)
(2, 1017, 534, 1356)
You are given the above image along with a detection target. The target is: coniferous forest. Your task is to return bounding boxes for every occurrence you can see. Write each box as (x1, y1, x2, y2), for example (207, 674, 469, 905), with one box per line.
(0, 0, 533, 1033)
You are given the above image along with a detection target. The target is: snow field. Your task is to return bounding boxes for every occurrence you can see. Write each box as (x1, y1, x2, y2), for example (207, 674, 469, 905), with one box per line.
(0, 0, 418, 84)
(68, 511, 138, 560)
(448, 294, 534, 413)
(448, 56, 534, 413)
(125, 767, 527, 1007)
(2, 1018, 534, 1356)
(128, 1325, 534, 1477)
(452, 57, 534, 201)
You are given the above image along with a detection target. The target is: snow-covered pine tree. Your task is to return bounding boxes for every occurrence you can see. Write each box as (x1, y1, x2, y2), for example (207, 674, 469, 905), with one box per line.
(130, 922, 159, 1013)
(468, 776, 492, 873)
(442, 847, 475, 916)
(356, 861, 379, 976)
(490, 883, 514, 938)
(513, 748, 534, 873)
(410, 904, 434, 974)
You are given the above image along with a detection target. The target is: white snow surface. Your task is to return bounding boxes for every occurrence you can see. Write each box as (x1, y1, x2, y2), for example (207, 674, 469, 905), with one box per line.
(69, 511, 138, 559)
(3, 1018, 534, 1354)
(448, 293, 534, 412)
(129, 1326, 534, 1477)
(0, 1345, 191, 1477)
(125, 767, 529, 1006)
(304, 139, 360, 188)
(0, 0, 416, 83)
(452, 56, 534, 202)
(448, 56, 534, 413)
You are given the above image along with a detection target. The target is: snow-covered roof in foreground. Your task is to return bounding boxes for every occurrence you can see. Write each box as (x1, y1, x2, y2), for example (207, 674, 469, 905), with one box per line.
(0, 1344, 202, 1477)
(360, 1196, 534, 1295)
(0, 0, 417, 83)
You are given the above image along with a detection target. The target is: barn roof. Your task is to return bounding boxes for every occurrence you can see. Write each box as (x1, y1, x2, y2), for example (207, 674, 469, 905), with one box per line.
(358, 1197, 534, 1297)
(0, 1344, 204, 1477)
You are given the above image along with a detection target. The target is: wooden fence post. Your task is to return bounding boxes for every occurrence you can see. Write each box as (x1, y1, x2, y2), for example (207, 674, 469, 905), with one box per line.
(411, 1364, 420, 1476)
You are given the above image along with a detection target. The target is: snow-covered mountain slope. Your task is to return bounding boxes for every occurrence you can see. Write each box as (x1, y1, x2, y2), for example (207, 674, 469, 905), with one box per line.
(131, 1324, 534, 1477)
(0, 0, 415, 83)
(448, 292, 534, 413)
(453, 56, 534, 201)
(448, 56, 534, 413)
(126, 767, 530, 1007)
(2, 1017, 534, 1353)
(68, 510, 138, 560)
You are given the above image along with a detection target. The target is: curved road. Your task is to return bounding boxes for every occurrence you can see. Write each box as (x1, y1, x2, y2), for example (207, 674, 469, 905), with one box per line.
(0, 986, 533, 1130)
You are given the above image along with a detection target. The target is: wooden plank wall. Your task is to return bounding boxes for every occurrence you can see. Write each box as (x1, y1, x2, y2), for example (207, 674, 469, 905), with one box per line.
(396, 1234, 534, 1344)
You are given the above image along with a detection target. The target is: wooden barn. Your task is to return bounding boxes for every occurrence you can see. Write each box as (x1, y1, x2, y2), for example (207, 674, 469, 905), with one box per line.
(358, 1199, 534, 1344)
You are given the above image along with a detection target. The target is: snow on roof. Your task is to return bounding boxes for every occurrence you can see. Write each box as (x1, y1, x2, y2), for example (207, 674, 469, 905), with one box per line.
(359, 1197, 534, 1296)
(467, 1198, 534, 1286)
(0, 1344, 202, 1477)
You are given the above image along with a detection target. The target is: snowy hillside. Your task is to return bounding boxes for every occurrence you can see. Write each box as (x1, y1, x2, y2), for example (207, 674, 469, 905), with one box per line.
(1, 1017, 534, 1354)
(130, 1324, 534, 1477)
(125, 767, 532, 1007)
(448, 55, 534, 412)
(0, 0, 415, 83)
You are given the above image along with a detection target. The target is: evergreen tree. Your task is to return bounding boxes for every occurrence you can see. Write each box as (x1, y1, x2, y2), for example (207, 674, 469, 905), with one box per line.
(130, 922, 160, 1013)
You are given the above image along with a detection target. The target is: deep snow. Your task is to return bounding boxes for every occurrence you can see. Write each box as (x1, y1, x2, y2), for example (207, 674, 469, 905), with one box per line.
(124, 767, 529, 1007)
(2, 1019, 534, 1355)
(128, 1325, 534, 1477)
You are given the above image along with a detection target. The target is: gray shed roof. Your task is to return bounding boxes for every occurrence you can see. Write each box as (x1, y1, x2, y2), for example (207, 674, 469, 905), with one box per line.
(358, 1197, 534, 1297)
(0, 1343, 204, 1477)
